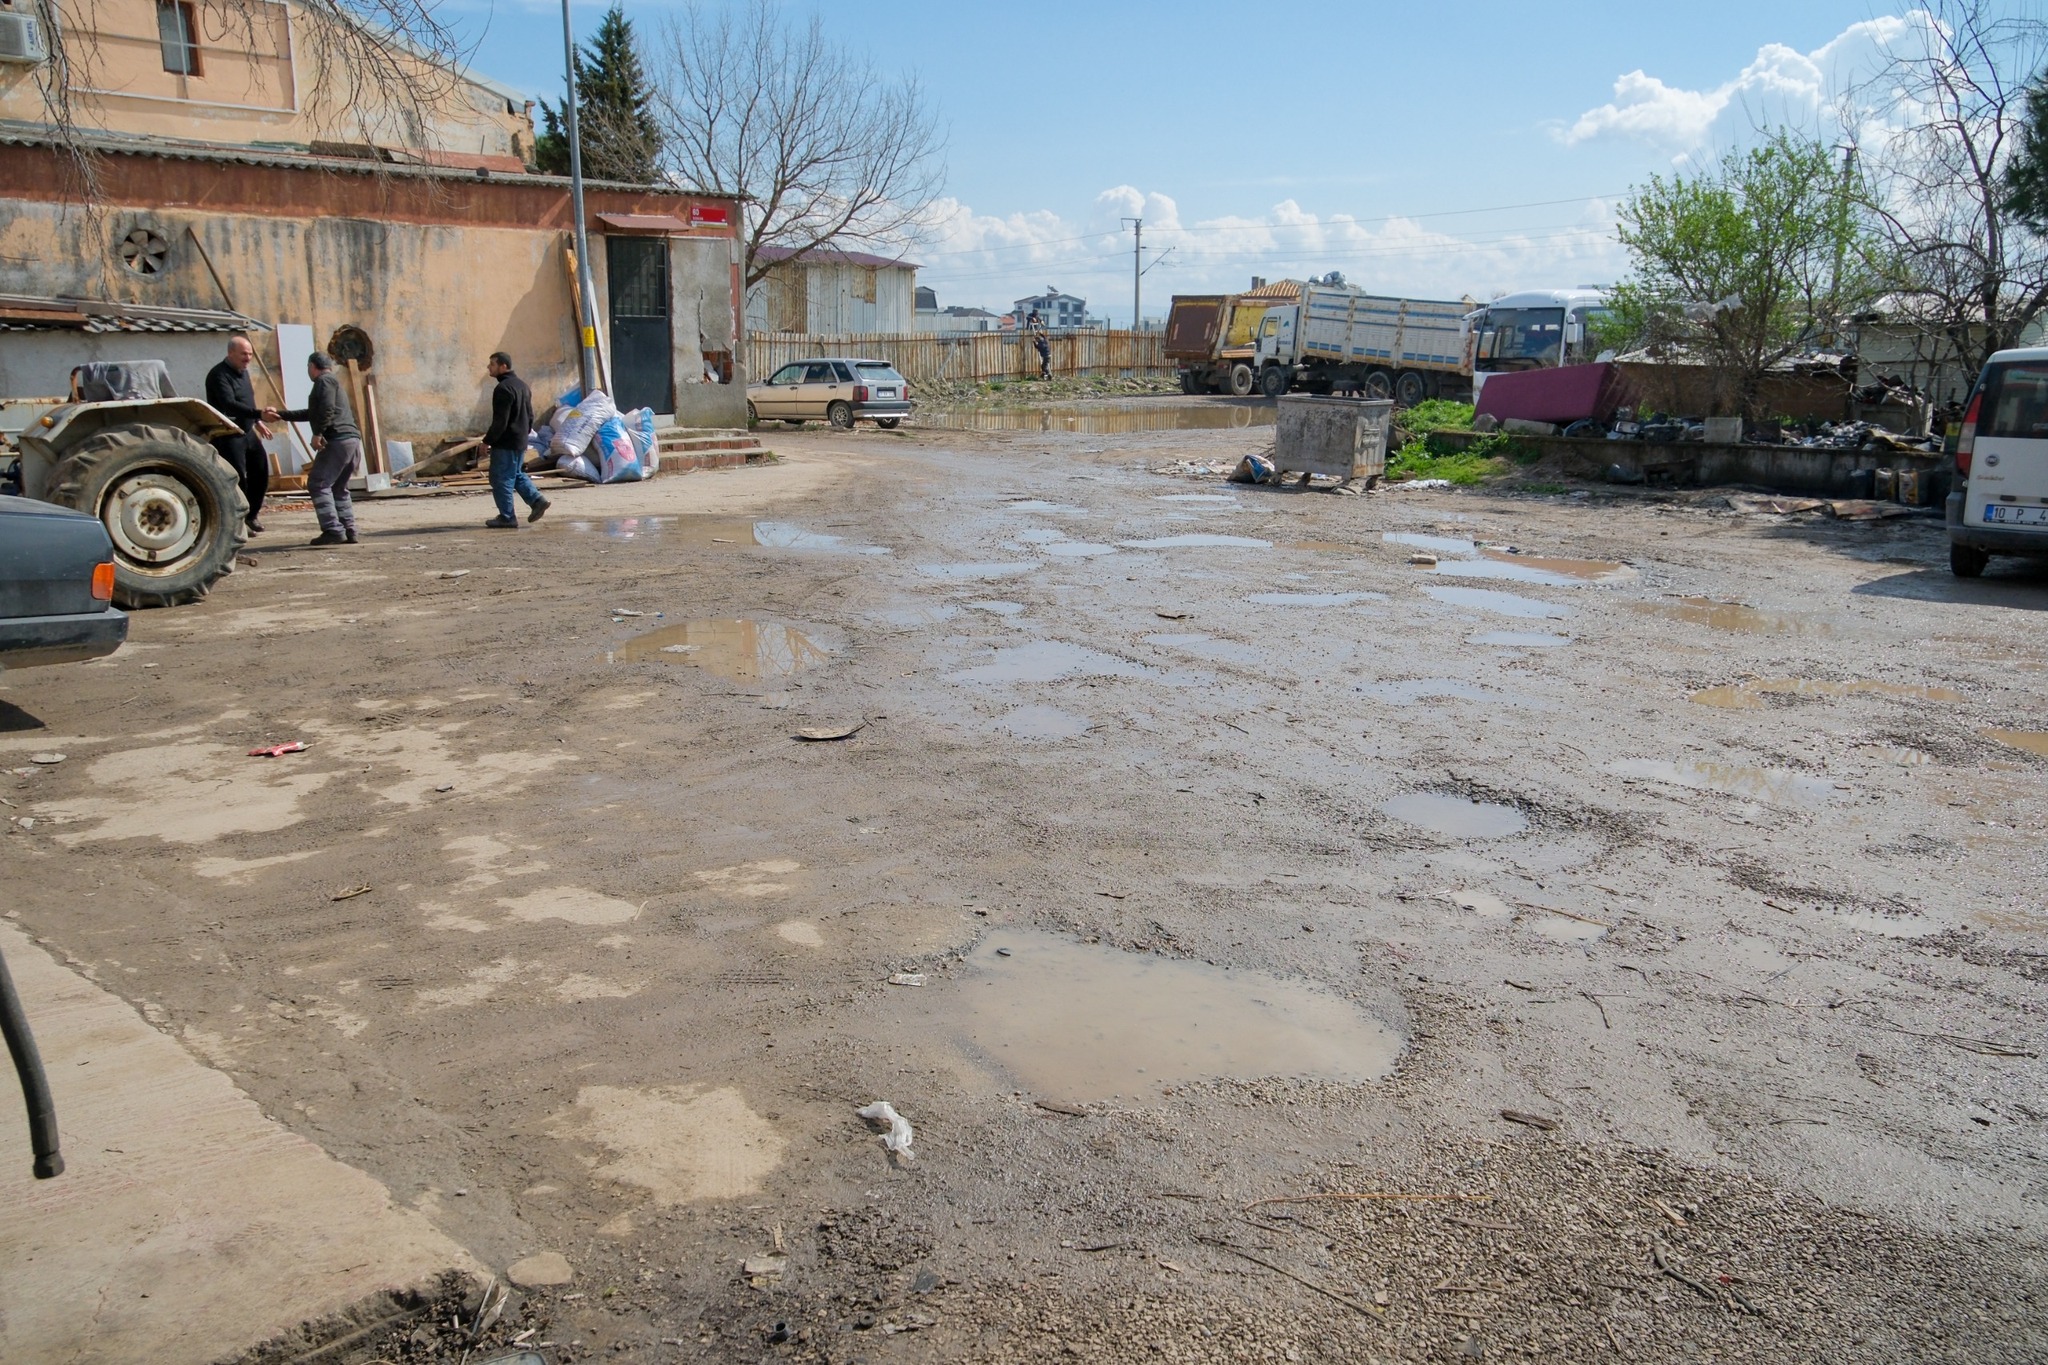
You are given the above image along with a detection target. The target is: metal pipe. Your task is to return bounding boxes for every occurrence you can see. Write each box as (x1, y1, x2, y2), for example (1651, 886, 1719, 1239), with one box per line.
(560, 0, 601, 395)
(0, 945, 63, 1179)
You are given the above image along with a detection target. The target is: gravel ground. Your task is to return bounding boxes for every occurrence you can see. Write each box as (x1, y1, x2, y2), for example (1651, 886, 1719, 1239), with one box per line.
(7, 406, 2045, 1363)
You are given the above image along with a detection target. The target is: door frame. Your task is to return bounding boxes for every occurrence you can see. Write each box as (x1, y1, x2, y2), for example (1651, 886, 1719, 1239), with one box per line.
(603, 234, 675, 414)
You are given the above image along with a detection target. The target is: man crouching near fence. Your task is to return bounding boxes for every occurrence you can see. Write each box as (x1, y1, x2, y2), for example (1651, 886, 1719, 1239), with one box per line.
(266, 352, 362, 548)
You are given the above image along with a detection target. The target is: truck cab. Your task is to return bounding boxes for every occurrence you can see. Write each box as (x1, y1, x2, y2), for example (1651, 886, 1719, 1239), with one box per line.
(1468, 288, 1610, 403)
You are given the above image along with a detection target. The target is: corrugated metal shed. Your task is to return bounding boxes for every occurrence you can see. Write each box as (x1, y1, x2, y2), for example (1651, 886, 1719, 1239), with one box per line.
(0, 294, 267, 334)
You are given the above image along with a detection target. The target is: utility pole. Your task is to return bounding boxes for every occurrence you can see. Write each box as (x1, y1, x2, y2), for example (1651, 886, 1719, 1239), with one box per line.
(1123, 217, 1142, 333)
(560, 0, 601, 395)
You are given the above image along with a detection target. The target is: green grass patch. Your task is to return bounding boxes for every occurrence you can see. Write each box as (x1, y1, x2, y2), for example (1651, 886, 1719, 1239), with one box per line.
(1385, 426, 1535, 485)
(1398, 398, 1476, 433)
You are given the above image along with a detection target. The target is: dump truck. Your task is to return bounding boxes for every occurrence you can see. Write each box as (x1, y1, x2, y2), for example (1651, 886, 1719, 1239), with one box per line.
(1164, 282, 1301, 396)
(1249, 284, 1473, 405)
(4, 361, 247, 610)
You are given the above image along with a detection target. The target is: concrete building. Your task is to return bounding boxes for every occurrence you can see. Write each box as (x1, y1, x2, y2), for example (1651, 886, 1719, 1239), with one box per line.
(1013, 286, 1088, 331)
(0, 0, 747, 440)
(912, 288, 1001, 334)
(746, 246, 919, 335)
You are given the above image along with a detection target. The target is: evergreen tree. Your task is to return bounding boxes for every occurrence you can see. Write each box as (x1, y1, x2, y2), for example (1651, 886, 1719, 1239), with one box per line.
(527, 6, 662, 184)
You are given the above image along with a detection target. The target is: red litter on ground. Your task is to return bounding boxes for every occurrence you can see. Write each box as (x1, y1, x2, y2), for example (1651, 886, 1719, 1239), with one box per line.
(248, 742, 308, 758)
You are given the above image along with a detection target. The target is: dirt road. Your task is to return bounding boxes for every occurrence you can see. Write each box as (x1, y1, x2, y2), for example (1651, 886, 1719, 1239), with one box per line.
(4, 410, 2045, 1362)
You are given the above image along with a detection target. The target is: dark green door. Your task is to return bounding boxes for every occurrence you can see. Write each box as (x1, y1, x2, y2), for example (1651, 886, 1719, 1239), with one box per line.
(606, 236, 673, 413)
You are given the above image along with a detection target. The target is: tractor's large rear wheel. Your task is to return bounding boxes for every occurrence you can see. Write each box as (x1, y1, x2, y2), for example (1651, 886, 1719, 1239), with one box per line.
(48, 424, 247, 609)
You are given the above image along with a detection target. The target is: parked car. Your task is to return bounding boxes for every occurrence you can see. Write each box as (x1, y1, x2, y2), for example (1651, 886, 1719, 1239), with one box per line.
(1949, 347, 2048, 577)
(747, 358, 913, 429)
(0, 495, 128, 670)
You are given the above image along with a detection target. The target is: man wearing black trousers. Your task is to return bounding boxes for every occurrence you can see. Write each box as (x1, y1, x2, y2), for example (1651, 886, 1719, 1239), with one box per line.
(204, 335, 273, 534)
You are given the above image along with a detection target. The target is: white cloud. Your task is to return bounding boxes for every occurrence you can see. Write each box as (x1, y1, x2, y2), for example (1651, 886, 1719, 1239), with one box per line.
(1559, 13, 1924, 153)
(912, 190, 1629, 323)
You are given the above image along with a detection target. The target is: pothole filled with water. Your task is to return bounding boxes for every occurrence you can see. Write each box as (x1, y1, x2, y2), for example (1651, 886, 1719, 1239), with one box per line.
(951, 640, 1151, 685)
(1380, 793, 1528, 838)
(1384, 533, 1632, 585)
(1422, 585, 1571, 619)
(1609, 757, 1839, 806)
(614, 619, 827, 681)
(903, 930, 1401, 1101)
(1119, 534, 1272, 550)
(1635, 597, 1832, 636)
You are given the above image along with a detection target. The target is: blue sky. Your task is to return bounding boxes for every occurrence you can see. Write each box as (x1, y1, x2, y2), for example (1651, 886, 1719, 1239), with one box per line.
(457, 2, 1952, 322)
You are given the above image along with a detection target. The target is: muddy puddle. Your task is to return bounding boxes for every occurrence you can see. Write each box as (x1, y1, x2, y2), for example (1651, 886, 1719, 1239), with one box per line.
(1038, 541, 1121, 557)
(920, 400, 1276, 434)
(566, 516, 887, 554)
(614, 619, 827, 681)
(1689, 678, 1965, 710)
(1144, 633, 1265, 665)
(1156, 493, 1240, 505)
(1385, 533, 1631, 585)
(1470, 630, 1572, 648)
(1002, 500, 1086, 514)
(1985, 730, 2048, 759)
(1610, 757, 1838, 806)
(1246, 590, 1386, 607)
(1635, 597, 1831, 636)
(991, 706, 1093, 739)
(1380, 793, 1528, 838)
(916, 561, 1040, 580)
(951, 640, 1151, 684)
(1119, 534, 1272, 550)
(906, 930, 1399, 1101)
(1422, 585, 1571, 619)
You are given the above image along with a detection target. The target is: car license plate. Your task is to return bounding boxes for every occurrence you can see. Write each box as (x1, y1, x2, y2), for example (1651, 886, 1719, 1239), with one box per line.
(1983, 504, 2048, 525)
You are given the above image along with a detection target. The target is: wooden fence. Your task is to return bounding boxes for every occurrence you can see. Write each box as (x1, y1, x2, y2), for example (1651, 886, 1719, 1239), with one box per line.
(743, 330, 1169, 385)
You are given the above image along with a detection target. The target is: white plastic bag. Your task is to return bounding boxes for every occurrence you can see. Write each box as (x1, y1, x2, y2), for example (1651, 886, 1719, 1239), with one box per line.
(596, 417, 646, 483)
(855, 1101, 914, 1160)
(554, 451, 600, 482)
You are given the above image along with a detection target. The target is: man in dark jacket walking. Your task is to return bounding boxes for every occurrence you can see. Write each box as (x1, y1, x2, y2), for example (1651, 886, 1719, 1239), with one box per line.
(482, 352, 548, 529)
(204, 336, 272, 534)
(265, 352, 362, 547)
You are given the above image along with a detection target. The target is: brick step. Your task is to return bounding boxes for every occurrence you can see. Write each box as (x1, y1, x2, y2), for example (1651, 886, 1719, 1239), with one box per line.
(653, 447, 775, 477)
(659, 437, 763, 453)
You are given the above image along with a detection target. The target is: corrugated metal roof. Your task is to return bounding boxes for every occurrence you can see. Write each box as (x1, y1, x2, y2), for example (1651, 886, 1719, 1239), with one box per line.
(1241, 279, 1304, 302)
(0, 293, 267, 334)
(757, 244, 919, 271)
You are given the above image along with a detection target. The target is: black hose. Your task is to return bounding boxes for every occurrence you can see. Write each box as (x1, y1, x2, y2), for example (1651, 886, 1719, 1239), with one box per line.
(0, 944, 63, 1178)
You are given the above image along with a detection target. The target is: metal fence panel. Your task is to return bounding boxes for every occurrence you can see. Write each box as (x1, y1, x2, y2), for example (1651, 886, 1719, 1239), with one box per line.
(744, 331, 1168, 385)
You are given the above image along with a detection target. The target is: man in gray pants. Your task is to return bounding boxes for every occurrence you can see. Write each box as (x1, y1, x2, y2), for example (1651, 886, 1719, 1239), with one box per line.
(266, 352, 363, 547)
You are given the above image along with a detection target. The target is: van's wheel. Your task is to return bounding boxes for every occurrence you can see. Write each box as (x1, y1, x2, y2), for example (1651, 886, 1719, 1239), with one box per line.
(878, 418, 901, 429)
(1229, 363, 1256, 397)
(827, 401, 855, 430)
(48, 424, 246, 609)
(1394, 371, 1428, 407)
(1363, 369, 1394, 400)
(1950, 543, 1990, 578)
(1258, 366, 1290, 399)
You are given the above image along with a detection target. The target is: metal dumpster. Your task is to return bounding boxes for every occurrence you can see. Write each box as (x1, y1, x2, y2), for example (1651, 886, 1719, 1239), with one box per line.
(1273, 396, 1393, 482)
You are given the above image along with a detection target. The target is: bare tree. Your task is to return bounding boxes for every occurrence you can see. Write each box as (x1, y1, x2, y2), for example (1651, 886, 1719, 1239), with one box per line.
(652, 0, 946, 288)
(1847, 1, 2048, 381)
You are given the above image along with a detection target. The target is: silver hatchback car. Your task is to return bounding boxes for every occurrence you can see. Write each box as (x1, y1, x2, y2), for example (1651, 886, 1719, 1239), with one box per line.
(1950, 346, 2048, 576)
(747, 358, 913, 429)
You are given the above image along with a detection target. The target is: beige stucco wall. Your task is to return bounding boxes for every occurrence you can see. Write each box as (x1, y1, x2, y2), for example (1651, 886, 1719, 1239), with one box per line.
(0, 200, 745, 439)
(0, 0, 530, 160)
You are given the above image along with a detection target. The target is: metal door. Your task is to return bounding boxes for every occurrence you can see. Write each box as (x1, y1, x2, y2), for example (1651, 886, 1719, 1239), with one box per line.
(606, 236, 672, 413)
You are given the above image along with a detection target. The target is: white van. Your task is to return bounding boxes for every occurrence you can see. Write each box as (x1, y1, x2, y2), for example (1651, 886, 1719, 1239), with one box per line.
(1950, 347, 2048, 576)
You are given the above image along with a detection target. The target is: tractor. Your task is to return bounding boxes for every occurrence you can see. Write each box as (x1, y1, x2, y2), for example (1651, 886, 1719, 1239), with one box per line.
(8, 376, 246, 610)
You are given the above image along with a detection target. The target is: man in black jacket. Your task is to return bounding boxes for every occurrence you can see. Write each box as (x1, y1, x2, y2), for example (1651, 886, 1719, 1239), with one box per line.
(265, 352, 363, 547)
(204, 336, 272, 534)
(482, 352, 548, 529)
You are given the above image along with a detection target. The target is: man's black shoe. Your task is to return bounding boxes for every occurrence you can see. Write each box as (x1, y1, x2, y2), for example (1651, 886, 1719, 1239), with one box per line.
(246, 519, 264, 535)
(485, 515, 519, 529)
(309, 530, 347, 547)
(344, 528, 359, 544)
(527, 496, 551, 524)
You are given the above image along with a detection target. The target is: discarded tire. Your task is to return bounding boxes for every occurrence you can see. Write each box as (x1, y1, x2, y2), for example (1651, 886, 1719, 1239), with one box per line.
(47, 423, 247, 609)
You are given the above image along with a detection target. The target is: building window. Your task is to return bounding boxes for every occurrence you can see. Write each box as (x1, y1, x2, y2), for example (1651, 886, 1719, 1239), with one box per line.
(157, 0, 200, 76)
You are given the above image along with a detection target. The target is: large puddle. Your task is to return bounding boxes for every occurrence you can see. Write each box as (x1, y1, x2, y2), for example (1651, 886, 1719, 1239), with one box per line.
(1119, 534, 1272, 550)
(1610, 757, 1838, 806)
(920, 400, 1277, 434)
(911, 931, 1399, 1101)
(1422, 585, 1571, 619)
(1689, 678, 1965, 710)
(614, 619, 827, 681)
(1385, 533, 1631, 586)
(1380, 792, 1528, 838)
(1635, 597, 1831, 636)
(566, 516, 888, 554)
(1987, 729, 2048, 758)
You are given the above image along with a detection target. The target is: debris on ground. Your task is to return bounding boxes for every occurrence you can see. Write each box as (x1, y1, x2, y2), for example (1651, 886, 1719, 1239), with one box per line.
(796, 722, 867, 741)
(247, 741, 308, 758)
(855, 1101, 915, 1160)
(505, 1252, 573, 1289)
(28, 753, 65, 765)
(887, 972, 927, 987)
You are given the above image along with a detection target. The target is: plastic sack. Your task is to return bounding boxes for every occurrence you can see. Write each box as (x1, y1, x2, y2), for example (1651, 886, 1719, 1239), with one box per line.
(855, 1101, 914, 1160)
(554, 451, 600, 482)
(1229, 452, 1277, 484)
(523, 423, 553, 469)
(596, 416, 646, 483)
(548, 390, 618, 459)
(623, 407, 657, 460)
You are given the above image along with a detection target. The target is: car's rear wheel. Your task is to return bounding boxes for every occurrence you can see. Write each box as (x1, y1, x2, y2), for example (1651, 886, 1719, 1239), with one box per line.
(1951, 543, 1990, 578)
(827, 401, 855, 430)
(878, 418, 902, 429)
(48, 423, 246, 609)
(746, 401, 759, 424)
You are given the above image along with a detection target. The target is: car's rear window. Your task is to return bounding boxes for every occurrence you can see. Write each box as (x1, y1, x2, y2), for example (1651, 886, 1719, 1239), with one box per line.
(1980, 362, 2048, 438)
(855, 363, 906, 383)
